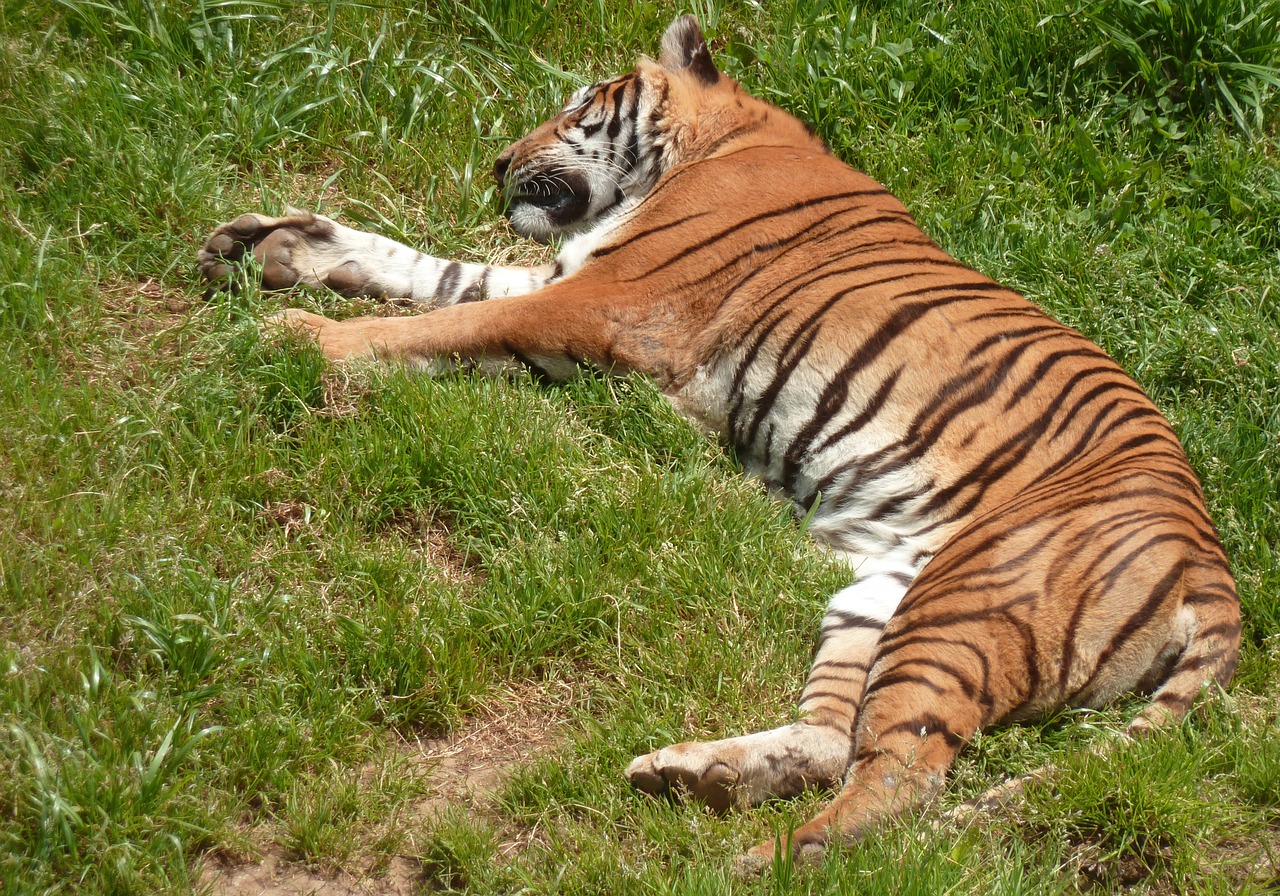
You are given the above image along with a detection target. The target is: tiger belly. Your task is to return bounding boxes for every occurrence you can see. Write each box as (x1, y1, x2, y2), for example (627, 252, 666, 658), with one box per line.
(668, 355, 948, 581)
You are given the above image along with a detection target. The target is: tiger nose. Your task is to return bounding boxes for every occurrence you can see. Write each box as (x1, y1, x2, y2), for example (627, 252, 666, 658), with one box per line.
(493, 151, 513, 188)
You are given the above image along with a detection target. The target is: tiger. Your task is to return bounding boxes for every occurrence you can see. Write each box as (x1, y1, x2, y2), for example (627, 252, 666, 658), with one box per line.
(198, 14, 1241, 866)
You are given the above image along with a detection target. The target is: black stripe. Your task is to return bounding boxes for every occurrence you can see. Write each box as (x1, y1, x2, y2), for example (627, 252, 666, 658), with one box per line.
(622, 88, 641, 170)
(1089, 561, 1189, 681)
(875, 635, 994, 696)
(592, 211, 713, 257)
(822, 611, 886, 632)
(435, 262, 462, 302)
(1153, 691, 1193, 709)
(606, 80, 627, 139)
(1189, 619, 1241, 641)
(811, 365, 905, 455)
(868, 657, 981, 700)
(698, 116, 765, 156)
(811, 658, 872, 672)
(1046, 378, 1153, 444)
(803, 672, 868, 687)
(799, 690, 861, 708)
(804, 715, 853, 732)
(726, 235, 940, 316)
(776, 288, 1006, 495)
(1057, 535, 1195, 693)
(872, 715, 968, 751)
(963, 323, 1066, 361)
(659, 211, 940, 296)
(749, 279, 972, 455)
(504, 342, 554, 382)
(863, 672, 948, 697)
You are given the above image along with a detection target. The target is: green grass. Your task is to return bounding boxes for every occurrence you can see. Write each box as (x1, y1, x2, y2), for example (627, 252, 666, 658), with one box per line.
(1, 0, 1278, 894)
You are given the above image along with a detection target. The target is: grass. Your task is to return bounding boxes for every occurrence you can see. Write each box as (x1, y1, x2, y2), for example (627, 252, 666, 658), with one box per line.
(1075, 0, 1280, 135)
(1, 0, 1277, 893)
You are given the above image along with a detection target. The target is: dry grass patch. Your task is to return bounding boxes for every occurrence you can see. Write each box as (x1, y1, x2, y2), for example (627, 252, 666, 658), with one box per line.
(101, 277, 192, 334)
(257, 501, 324, 543)
(200, 848, 423, 896)
(56, 277, 211, 394)
(98, 277, 198, 354)
(200, 679, 574, 894)
(380, 508, 482, 587)
(314, 364, 377, 419)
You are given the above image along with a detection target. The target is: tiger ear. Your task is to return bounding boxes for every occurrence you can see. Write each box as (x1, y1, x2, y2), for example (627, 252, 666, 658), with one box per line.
(658, 15, 719, 85)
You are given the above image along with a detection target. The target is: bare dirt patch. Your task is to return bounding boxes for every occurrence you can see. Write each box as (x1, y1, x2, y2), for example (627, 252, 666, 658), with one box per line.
(399, 679, 572, 822)
(1223, 827, 1280, 892)
(199, 851, 423, 896)
(381, 508, 482, 587)
(66, 277, 203, 389)
(200, 680, 574, 896)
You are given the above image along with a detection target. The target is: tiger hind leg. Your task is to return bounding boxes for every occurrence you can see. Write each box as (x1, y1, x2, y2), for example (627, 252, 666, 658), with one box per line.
(626, 568, 911, 811)
(946, 592, 1241, 827)
(741, 476, 1239, 867)
(738, 639, 985, 866)
(1127, 566, 1241, 733)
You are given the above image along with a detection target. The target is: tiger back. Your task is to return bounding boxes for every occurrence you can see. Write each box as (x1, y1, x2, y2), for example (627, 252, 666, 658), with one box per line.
(199, 14, 1241, 865)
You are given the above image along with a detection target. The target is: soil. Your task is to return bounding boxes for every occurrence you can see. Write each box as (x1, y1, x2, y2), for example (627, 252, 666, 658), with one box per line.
(199, 681, 572, 896)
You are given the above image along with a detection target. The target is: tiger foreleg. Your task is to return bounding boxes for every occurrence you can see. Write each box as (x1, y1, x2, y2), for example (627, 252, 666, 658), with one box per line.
(264, 284, 677, 386)
(199, 210, 558, 304)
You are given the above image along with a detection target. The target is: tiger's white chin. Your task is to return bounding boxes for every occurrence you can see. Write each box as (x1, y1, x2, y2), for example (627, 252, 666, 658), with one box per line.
(506, 202, 563, 244)
(502, 169, 596, 244)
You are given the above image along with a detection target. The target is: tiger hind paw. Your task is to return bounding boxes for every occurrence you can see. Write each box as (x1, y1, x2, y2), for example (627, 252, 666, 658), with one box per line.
(626, 743, 746, 813)
(626, 721, 850, 813)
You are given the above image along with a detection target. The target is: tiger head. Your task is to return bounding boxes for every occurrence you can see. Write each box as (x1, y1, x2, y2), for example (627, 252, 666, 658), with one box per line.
(494, 15, 820, 243)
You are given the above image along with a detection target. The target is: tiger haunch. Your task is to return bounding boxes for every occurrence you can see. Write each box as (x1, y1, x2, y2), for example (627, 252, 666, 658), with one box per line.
(199, 14, 1241, 864)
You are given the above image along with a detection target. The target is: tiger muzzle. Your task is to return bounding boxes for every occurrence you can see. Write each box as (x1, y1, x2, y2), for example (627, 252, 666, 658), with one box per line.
(501, 168, 592, 232)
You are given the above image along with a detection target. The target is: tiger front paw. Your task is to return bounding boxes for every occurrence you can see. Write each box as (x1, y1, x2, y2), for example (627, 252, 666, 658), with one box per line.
(199, 210, 360, 294)
(264, 309, 376, 362)
(627, 722, 849, 813)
